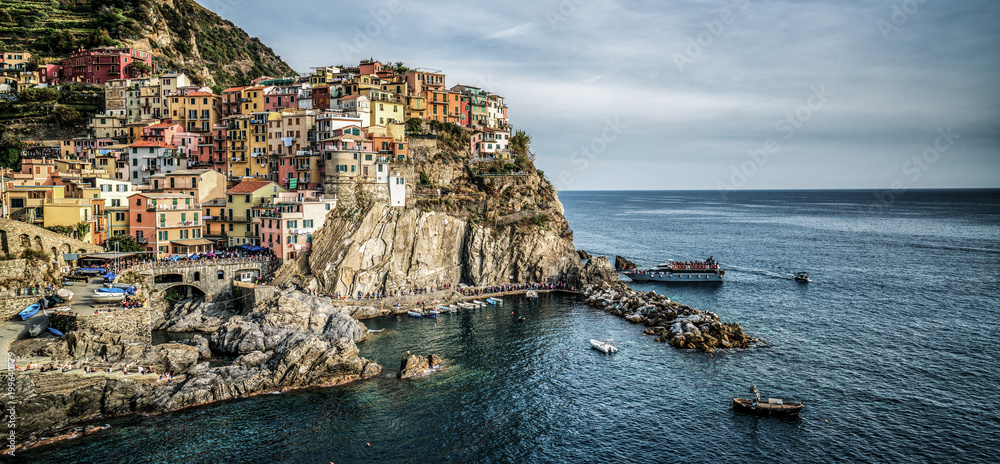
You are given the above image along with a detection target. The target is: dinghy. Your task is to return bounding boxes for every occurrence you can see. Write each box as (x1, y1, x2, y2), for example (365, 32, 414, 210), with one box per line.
(589, 339, 618, 354)
(486, 297, 503, 305)
(407, 311, 423, 318)
(56, 288, 74, 301)
(93, 291, 125, 303)
(18, 302, 41, 320)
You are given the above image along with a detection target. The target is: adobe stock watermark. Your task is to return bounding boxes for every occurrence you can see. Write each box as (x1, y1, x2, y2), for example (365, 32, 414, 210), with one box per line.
(864, 126, 960, 214)
(546, 0, 589, 29)
(340, 1, 407, 61)
(717, 84, 833, 198)
(877, 0, 929, 40)
(554, 117, 628, 190)
(674, 0, 750, 71)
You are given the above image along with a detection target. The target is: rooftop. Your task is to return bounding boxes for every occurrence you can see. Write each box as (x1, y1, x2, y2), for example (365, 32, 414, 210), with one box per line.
(227, 180, 276, 194)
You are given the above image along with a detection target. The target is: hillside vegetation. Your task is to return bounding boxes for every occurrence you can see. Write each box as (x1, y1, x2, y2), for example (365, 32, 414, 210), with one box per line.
(0, 0, 294, 87)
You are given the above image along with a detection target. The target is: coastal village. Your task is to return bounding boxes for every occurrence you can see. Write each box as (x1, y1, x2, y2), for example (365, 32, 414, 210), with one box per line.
(1, 48, 516, 263)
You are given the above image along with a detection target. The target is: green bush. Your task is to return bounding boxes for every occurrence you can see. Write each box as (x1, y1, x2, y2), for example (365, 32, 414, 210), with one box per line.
(21, 249, 50, 261)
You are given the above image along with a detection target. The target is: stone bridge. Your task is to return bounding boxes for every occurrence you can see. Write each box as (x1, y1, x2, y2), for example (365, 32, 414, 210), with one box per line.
(129, 258, 272, 301)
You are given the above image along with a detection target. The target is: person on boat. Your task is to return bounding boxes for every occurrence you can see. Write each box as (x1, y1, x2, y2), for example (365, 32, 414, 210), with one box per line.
(751, 384, 761, 405)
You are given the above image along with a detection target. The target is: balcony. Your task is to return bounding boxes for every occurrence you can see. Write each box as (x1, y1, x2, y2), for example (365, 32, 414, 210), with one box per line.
(227, 216, 252, 223)
(147, 203, 202, 211)
(158, 221, 202, 228)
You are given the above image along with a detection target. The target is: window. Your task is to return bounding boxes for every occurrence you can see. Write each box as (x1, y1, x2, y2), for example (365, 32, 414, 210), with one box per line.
(136, 213, 142, 223)
(218, 270, 225, 280)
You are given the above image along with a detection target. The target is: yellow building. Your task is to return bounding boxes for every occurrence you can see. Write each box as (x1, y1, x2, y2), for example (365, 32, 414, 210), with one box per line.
(148, 169, 227, 204)
(5, 185, 64, 225)
(42, 197, 104, 245)
(362, 89, 405, 126)
(169, 91, 222, 133)
(224, 180, 286, 246)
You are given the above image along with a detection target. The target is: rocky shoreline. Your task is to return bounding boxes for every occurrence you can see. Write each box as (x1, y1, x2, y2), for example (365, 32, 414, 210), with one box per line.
(583, 283, 762, 352)
(6, 290, 381, 452)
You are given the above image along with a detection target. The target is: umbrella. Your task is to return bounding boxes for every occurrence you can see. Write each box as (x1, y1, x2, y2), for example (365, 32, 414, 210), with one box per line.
(205, 251, 217, 257)
(238, 244, 253, 249)
(248, 246, 266, 251)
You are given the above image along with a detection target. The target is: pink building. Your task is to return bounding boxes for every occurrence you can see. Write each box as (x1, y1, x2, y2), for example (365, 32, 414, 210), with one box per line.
(171, 131, 203, 163)
(142, 123, 183, 144)
(254, 190, 336, 263)
(57, 48, 154, 85)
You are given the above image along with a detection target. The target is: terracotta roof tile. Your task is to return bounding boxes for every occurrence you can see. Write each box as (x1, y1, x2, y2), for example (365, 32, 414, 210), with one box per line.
(226, 180, 275, 194)
(129, 141, 176, 149)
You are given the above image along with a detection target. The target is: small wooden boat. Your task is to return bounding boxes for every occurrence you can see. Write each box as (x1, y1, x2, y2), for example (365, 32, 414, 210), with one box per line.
(93, 291, 125, 303)
(473, 300, 487, 307)
(458, 302, 475, 310)
(589, 338, 618, 353)
(407, 311, 423, 318)
(425, 309, 440, 317)
(367, 328, 386, 333)
(732, 384, 803, 417)
(794, 272, 811, 283)
(448, 305, 461, 312)
(19, 302, 41, 320)
(526, 290, 538, 301)
(486, 297, 503, 305)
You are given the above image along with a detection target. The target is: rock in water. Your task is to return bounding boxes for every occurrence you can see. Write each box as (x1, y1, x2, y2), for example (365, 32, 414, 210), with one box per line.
(615, 256, 638, 270)
(577, 250, 592, 260)
(398, 353, 445, 379)
(581, 255, 618, 286)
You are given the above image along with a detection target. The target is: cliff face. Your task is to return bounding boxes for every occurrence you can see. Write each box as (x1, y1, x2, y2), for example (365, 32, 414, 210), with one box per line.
(299, 200, 583, 296)
(281, 124, 607, 295)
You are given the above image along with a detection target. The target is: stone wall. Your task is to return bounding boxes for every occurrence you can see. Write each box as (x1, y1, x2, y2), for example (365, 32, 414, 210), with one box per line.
(0, 217, 102, 264)
(231, 281, 278, 314)
(50, 308, 151, 340)
(0, 295, 43, 321)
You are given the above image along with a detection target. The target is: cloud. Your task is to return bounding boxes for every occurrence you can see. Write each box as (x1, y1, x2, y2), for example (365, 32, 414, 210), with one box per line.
(482, 22, 534, 41)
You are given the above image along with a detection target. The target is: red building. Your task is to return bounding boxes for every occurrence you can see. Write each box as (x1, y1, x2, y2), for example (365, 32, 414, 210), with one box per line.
(57, 48, 154, 85)
(312, 86, 330, 110)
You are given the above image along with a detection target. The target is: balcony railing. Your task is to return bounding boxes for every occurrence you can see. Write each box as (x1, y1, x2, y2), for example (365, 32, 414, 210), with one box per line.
(158, 221, 202, 228)
(226, 216, 252, 223)
(147, 203, 202, 211)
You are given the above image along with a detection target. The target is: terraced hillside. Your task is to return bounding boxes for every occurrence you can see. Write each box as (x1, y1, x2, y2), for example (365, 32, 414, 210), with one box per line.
(0, 0, 294, 87)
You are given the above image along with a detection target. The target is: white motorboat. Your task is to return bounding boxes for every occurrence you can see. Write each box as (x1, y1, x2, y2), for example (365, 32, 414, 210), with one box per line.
(458, 302, 476, 310)
(486, 297, 503, 304)
(589, 339, 618, 354)
(472, 300, 487, 307)
(526, 290, 539, 301)
(93, 291, 125, 303)
(794, 271, 811, 283)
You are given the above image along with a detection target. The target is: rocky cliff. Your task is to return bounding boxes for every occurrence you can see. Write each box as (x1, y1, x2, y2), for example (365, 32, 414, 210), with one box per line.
(279, 124, 608, 296)
(8, 291, 380, 444)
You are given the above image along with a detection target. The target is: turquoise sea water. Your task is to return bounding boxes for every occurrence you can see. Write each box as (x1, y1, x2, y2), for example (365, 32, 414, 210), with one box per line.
(15, 189, 1000, 463)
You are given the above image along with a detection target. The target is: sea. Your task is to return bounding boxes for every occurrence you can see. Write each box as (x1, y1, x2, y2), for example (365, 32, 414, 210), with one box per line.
(14, 189, 1000, 463)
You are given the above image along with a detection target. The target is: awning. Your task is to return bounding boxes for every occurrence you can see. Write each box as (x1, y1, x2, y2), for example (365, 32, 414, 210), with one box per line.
(170, 239, 214, 246)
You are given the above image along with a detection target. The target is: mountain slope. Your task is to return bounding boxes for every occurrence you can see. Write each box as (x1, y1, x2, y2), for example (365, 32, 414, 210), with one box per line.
(0, 0, 294, 87)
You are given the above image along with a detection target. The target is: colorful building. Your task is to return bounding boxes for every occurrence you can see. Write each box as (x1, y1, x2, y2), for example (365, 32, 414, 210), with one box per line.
(56, 48, 155, 85)
(127, 192, 207, 256)
(254, 190, 336, 262)
(223, 180, 286, 246)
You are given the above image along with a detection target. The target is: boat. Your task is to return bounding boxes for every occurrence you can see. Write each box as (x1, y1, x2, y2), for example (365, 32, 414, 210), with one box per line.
(472, 300, 487, 307)
(367, 328, 386, 333)
(621, 257, 725, 283)
(486, 297, 503, 305)
(526, 290, 539, 302)
(425, 309, 440, 317)
(458, 302, 476, 310)
(56, 288, 74, 301)
(18, 302, 41, 320)
(28, 321, 48, 337)
(93, 291, 126, 303)
(794, 272, 811, 283)
(732, 384, 804, 417)
(43, 306, 71, 316)
(407, 311, 423, 318)
(48, 327, 65, 337)
(97, 287, 126, 293)
(589, 338, 618, 353)
(448, 305, 461, 312)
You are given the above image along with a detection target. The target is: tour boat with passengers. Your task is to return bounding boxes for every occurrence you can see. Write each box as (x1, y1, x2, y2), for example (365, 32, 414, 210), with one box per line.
(621, 257, 725, 283)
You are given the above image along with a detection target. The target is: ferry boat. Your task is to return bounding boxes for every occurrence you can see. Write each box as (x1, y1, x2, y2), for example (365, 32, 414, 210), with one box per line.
(621, 257, 725, 283)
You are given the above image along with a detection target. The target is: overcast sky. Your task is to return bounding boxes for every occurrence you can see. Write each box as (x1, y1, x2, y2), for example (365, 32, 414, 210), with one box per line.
(200, 0, 999, 190)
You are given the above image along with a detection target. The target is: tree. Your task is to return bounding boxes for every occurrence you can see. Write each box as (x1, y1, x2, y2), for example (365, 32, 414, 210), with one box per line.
(510, 129, 533, 160)
(104, 234, 145, 252)
(88, 28, 119, 48)
(125, 60, 152, 77)
(0, 126, 23, 170)
(49, 105, 81, 127)
(406, 117, 423, 134)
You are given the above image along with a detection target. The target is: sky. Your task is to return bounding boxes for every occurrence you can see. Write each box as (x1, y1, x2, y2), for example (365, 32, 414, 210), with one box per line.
(199, 0, 1000, 191)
